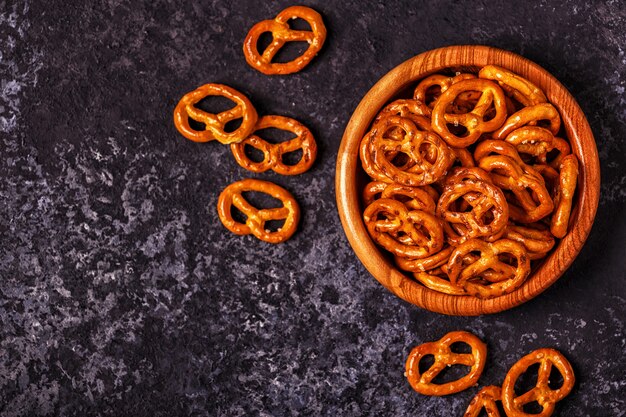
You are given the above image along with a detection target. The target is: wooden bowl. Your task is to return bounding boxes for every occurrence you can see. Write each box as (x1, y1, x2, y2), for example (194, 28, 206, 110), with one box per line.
(335, 45, 600, 316)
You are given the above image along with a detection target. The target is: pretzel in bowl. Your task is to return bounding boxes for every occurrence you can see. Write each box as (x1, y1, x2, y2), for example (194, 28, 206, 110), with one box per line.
(230, 115, 317, 175)
(413, 268, 467, 296)
(493, 102, 561, 140)
(479, 65, 547, 107)
(217, 179, 300, 243)
(173, 83, 258, 144)
(405, 331, 487, 396)
(463, 385, 503, 417)
(504, 224, 555, 260)
(447, 238, 531, 298)
(551, 155, 579, 238)
(502, 348, 575, 417)
(243, 6, 326, 75)
(413, 73, 476, 112)
(363, 181, 436, 213)
(431, 79, 508, 147)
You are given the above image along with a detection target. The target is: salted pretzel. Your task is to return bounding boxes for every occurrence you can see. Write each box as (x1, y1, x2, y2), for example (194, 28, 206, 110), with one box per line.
(437, 179, 509, 244)
(539, 136, 571, 169)
(493, 103, 561, 140)
(230, 115, 317, 175)
(405, 331, 487, 396)
(413, 73, 476, 111)
(504, 224, 555, 260)
(363, 181, 436, 213)
(447, 239, 531, 299)
(431, 79, 508, 147)
(478, 155, 554, 223)
(551, 155, 579, 238)
(505, 126, 555, 159)
(363, 199, 444, 258)
(217, 179, 300, 243)
(243, 6, 326, 75)
(173, 83, 258, 144)
(479, 65, 547, 107)
(464, 385, 503, 417)
(502, 348, 575, 417)
(368, 116, 451, 186)
(376, 98, 430, 121)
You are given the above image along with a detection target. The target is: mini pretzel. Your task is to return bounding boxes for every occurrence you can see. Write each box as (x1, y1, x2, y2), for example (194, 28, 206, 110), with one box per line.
(505, 126, 555, 159)
(363, 181, 436, 213)
(173, 83, 258, 144)
(414, 269, 466, 296)
(502, 348, 575, 417)
(230, 115, 317, 175)
(464, 385, 503, 417)
(437, 179, 509, 244)
(447, 239, 531, 299)
(405, 331, 487, 396)
(478, 155, 554, 223)
(368, 116, 451, 186)
(493, 103, 561, 140)
(413, 73, 476, 111)
(431, 79, 508, 148)
(363, 199, 444, 258)
(474, 139, 527, 166)
(551, 155, 579, 238)
(243, 6, 326, 75)
(376, 99, 430, 121)
(504, 224, 555, 260)
(479, 65, 547, 107)
(395, 246, 453, 272)
(217, 179, 300, 243)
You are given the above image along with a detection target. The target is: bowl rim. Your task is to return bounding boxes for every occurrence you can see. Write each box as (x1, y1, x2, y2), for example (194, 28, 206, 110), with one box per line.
(335, 45, 601, 316)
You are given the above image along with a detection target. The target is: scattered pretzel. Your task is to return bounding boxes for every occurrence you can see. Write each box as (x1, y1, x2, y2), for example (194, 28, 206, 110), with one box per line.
(405, 331, 487, 396)
(243, 6, 326, 75)
(230, 115, 317, 175)
(551, 155, 579, 238)
(173, 83, 258, 144)
(464, 385, 503, 417)
(502, 348, 575, 417)
(217, 179, 300, 243)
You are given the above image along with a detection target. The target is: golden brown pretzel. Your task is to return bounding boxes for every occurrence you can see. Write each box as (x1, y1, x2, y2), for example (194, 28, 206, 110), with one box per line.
(376, 98, 430, 121)
(230, 115, 317, 175)
(242, 6, 326, 75)
(405, 331, 487, 396)
(414, 269, 466, 296)
(363, 199, 444, 258)
(368, 116, 451, 186)
(479, 65, 547, 107)
(447, 239, 531, 298)
(395, 246, 453, 272)
(502, 348, 575, 417)
(432, 79, 508, 148)
(493, 103, 561, 140)
(362, 181, 436, 213)
(504, 224, 555, 260)
(464, 385, 503, 417)
(474, 139, 528, 166)
(173, 83, 258, 144)
(505, 126, 555, 159)
(539, 136, 571, 169)
(478, 155, 554, 223)
(217, 179, 300, 243)
(437, 179, 509, 244)
(551, 155, 579, 238)
(413, 73, 476, 111)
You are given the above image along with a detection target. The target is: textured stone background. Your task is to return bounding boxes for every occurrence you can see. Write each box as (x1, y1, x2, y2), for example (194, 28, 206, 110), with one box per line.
(1, 0, 625, 416)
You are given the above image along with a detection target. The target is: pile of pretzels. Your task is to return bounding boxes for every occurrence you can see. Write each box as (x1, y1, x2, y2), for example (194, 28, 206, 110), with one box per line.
(360, 65, 579, 299)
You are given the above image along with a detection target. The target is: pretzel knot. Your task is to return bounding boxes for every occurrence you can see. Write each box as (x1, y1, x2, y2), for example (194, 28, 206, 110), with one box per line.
(447, 238, 530, 298)
(464, 385, 503, 417)
(173, 84, 258, 144)
(551, 155, 579, 238)
(432, 79, 508, 148)
(363, 199, 444, 258)
(478, 155, 554, 223)
(437, 178, 509, 244)
(479, 65, 547, 107)
(366, 116, 451, 186)
(243, 6, 326, 75)
(502, 348, 575, 417)
(405, 331, 487, 396)
(217, 179, 300, 243)
(230, 115, 317, 175)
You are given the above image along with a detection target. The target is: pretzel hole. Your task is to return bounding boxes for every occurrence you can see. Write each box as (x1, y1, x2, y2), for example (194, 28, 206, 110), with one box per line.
(224, 118, 243, 133)
(522, 401, 543, 414)
(514, 363, 539, 397)
(255, 127, 298, 143)
(431, 364, 471, 384)
(423, 85, 442, 107)
(281, 148, 304, 166)
(389, 152, 412, 168)
(230, 205, 248, 224)
(188, 118, 206, 132)
(450, 341, 472, 354)
(194, 95, 237, 115)
(418, 354, 436, 373)
(242, 191, 284, 209)
(243, 144, 266, 163)
(446, 123, 468, 137)
(264, 218, 286, 232)
(257, 32, 274, 55)
(547, 366, 565, 390)
(286, 17, 312, 31)
(273, 41, 310, 64)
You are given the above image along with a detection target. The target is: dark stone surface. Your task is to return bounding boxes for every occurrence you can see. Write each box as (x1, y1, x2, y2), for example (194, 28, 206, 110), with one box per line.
(1, 0, 625, 416)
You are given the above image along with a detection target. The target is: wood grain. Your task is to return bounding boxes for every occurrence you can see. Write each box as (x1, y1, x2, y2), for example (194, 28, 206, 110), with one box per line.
(335, 45, 600, 316)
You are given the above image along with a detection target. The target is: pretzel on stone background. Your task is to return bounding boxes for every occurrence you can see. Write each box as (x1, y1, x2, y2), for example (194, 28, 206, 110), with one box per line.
(431, 79, 508, 148)
(363, 198, 444, 258)
(230, 115, 317, 175)
(405, 331, 487, 396)
(217, 179, 300, 243)
(551, 154, 579, 238)
(479, 65, 547, 107)
(447, 238, 531, 299)
(502, 348, 575, 417)
(464, 385, 503, 417)
(243, 5, 326, 75)
(173, 83, 258, 144)
(436, 179, 509, 244)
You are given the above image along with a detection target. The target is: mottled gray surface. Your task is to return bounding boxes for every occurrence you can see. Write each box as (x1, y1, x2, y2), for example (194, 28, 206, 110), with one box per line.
(1, 0, 625, 416)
